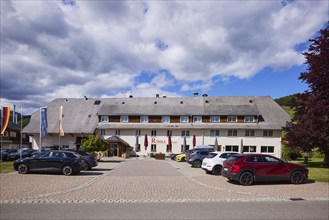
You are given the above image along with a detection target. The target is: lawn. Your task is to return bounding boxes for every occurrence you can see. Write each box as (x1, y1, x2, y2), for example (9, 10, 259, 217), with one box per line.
(293, 157, 329, 183)
(0, 161, 14, 174)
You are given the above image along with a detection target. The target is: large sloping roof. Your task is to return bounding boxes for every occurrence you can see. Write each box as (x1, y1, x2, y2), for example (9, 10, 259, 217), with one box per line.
(22, 96, 290, 134)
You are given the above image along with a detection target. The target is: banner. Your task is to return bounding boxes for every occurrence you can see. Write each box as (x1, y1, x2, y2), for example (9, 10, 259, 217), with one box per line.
(40, 107, 48, 137)
(59, 106, 64, 136)
(1, 107, 10, 135)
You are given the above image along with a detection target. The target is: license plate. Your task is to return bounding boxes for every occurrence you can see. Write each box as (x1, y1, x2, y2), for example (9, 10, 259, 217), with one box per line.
(223, 168, 228, 171)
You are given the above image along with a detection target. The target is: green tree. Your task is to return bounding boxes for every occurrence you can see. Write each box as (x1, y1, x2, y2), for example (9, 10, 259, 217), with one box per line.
(80, 135, 108, 153)
(284, 23, 329, 167)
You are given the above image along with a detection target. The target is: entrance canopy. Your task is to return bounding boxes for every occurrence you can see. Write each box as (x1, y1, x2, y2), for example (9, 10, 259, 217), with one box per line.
(105, 135, 130, 146)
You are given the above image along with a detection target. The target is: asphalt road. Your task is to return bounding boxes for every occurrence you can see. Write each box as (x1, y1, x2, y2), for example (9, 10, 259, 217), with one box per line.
(1, 200, 328, 220)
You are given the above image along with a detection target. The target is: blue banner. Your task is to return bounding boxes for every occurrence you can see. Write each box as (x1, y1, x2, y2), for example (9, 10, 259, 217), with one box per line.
(40, 107, 48, 137)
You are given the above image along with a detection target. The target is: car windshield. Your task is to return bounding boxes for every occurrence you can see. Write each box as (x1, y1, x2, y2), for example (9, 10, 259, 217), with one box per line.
(206, 153, 217, 158)
(226, 155, 243, 162)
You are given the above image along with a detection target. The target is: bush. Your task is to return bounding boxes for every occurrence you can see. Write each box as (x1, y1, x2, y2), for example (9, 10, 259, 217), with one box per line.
(282, 146, 302, 161)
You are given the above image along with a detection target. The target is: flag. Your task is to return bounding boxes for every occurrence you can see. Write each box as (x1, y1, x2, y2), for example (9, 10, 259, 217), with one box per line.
(59, 106, 64, 136)
(1, 107, 10, 135)
(144, 134, 148, 150)
(40, 107, 48, 137)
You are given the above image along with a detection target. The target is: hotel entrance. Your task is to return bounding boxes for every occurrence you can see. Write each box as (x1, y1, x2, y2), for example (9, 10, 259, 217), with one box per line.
(105, 136, 130, 157)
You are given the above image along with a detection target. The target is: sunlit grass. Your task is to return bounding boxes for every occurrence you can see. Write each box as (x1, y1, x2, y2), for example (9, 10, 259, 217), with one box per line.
(293, 157, 329, 183)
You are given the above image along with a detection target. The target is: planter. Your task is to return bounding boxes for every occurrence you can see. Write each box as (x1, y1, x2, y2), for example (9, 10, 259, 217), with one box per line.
(155, 153, 165, 160)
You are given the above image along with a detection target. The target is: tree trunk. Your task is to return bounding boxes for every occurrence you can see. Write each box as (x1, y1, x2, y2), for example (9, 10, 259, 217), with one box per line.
(324, 151, 329, 167)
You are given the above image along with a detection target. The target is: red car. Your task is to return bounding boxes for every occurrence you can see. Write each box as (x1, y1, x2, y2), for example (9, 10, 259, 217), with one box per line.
(221, 154, 308, 185)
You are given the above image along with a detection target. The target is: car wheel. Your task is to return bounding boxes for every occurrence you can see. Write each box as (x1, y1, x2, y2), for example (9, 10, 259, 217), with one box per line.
(17, 163, 29, 174)
(239, 171, 254, 186)
(62, 165, 74, 176)
(193, 160, 202, 168)
(291, 171, 305, 184)
(212, 165, 222, 175)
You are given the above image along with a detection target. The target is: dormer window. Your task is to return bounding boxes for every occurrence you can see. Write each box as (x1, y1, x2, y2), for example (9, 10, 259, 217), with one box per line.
(227, 116, 237, 122)
(210, 116, 220, 123)
(244, 116, 255, 123)
(120, 116, 129, 123)
(162, 116, 170, 123)
(180, 116, 189, 123)
(193, 116, 202, 123)
(140, 116, 149, 123)
(100, 116, 109, 122)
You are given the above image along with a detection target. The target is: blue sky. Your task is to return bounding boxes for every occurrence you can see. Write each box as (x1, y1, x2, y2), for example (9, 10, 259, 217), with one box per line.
(0, 0, 328, 114)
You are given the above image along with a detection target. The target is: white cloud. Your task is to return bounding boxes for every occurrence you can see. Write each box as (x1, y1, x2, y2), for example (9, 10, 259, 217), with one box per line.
(0, 0, 327, 113)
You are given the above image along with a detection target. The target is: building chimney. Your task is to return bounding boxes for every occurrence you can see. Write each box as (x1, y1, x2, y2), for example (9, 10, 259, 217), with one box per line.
(193, 92, 199, 97)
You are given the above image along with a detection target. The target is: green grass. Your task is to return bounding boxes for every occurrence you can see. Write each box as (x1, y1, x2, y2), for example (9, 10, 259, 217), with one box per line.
(292, 157, 329, 183)
(281, 105, 295, 118)
(0, 161, 15, 174)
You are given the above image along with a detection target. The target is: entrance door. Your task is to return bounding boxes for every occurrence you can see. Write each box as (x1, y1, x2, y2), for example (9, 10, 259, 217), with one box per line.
(109, 144, 118, 157)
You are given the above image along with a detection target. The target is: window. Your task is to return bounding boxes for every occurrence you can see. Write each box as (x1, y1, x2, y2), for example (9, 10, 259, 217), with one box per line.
(10, 132, 16, 138)
(3, 131, 8, 137)
(210, 116, 220, 123)
(162, 116, 170, 123)
(227, 116, 237, 122)
(120, 116, 129, 123)
(225, 145, 239, 152)
(167, 130, 172, 136)
(193, 116, 202, 123)
(180, 116, 189, 123)
(181, 145, 190, 152)
(100, 129, 106, 135)
(244, 116, 255, 122)
(136, 144, 141, 152)
(151, 130, 157, 136)
(140, 116, 149, 123)
(181, 130, 190, 137)
(100, 116, 109, 122)
(243, 146, 257, 153)
(151, 144, 157, 152)
(245, 130, 255, 136)
(135, 130, 141, 136)
(115, 129, 121, 136)
(210, 129, 220, 136)
(245, 156, 263, 163)
(263, 156, 281, 163)
(261, 146, 274, 153)
(228, 130, 237, 136)
(263, 130, 273, 137)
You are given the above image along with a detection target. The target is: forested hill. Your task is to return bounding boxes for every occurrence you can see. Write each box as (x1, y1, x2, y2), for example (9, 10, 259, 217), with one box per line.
(275, 95, 297, 118)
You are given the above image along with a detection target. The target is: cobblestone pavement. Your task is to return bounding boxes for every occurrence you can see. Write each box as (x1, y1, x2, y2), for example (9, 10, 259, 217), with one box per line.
(0, 157, 328, 204)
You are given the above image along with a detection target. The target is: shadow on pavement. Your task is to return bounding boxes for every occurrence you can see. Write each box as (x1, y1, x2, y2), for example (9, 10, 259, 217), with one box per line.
(226, 179, 316, 186)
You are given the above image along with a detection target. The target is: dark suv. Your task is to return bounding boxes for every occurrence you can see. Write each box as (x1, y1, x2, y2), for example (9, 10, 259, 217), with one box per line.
(221, 154, 309, 185)
(187, 149, 214, 168)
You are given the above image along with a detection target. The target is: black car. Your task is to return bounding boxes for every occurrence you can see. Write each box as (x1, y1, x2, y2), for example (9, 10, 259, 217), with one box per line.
(14, 150, 84, 176)
(66, 149, 98, 170)
(7, 148, 36, 161)
(1, 148, 18, 161)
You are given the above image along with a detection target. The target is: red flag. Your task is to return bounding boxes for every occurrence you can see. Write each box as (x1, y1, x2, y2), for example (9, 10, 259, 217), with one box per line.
(192, 135, 196, 148)
(1, 107, 10, 135)
(168, 134, 172, 152)
(144, 134, 148, 150)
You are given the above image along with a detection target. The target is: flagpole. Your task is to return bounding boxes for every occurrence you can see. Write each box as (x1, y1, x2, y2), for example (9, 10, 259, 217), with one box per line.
(58, 117, 61, 150)
(39, 107, 42, 152)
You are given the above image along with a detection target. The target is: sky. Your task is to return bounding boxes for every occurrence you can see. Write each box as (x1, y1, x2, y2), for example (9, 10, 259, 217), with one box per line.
(1, 0, 328, 114)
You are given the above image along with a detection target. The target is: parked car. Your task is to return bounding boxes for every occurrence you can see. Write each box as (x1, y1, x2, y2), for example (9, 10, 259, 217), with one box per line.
(176, 153, 186, 162)
(14, 150, 84, 176)
(201, 151, 239, 175)
(0, 148, 18, 161)
(170, 153, 179, 161)
(187, 149, 214, 168)
(185, 145, 214, 162)
(66, 149, 98, 170)
(221, 154, 309, 186)
(7, 148, 36, 161)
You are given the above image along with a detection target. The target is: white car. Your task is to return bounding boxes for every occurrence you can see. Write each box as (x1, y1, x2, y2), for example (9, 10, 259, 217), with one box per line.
(201, 151, 239, 175)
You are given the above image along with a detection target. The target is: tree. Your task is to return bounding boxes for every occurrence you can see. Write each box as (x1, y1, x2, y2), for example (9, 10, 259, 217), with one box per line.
(80, 135, 108, 153)
(284, 23, 329, 167)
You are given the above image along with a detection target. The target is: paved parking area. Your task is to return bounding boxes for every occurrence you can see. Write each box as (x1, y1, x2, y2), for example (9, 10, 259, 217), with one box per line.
(0, 157, 328, 204)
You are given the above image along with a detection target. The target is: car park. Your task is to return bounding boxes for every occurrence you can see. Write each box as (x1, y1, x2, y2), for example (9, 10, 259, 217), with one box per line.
(221, 154, 309, 186)
(201, 151, 239, 175)
(14, 150, 84, 176)
(175, 153, 186, 162)
(187, 149, 214, 168)
(66, 149, 98, 170)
